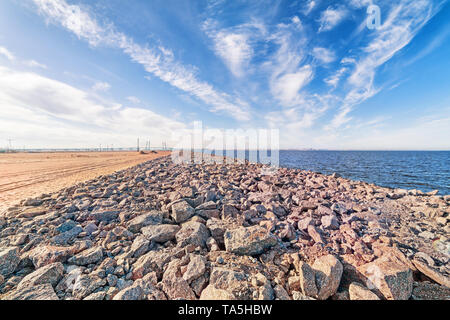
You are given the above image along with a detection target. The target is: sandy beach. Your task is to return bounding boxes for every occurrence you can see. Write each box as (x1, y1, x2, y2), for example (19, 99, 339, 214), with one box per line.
(0, 151, 170, 211)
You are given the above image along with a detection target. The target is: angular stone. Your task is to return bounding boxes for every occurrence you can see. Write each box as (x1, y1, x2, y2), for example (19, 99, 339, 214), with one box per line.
(183, 254, 207, 284)
(17, 262, 64, 289)
(130, 236, 150, 258)
(312, 255, 343, 300)
(176, 221, 210, 248)
(90, 209, 119, 223)
(2, 283, 59, 300)
(412, 255, 450, 288)
(113, 284, 144, 300)
(141, 224, 180, 243)
(0, 247, 20, 277)
(161, 260, 196, 300)
(200, 284, 235, 300)
(171, 200, 195, 223)
(132, 249, 173, 280)
(206, 218, 237, 246)
(68, 247, 103, 266)
(72, 274, 106, 299)
(321, 215, 339, 230)
(224, 226, 278, 256)
(307, 225, 324, 244)
(349, 282, 380, 300)
(27, 245, 76, 269)
(127, 211, 164, 233)
(18, 207, 46, 218)
(411, 281, 450, 300)
(358, 255, 413, 300)
(296, 261, 318, 298)
(51, 225, 82, 245)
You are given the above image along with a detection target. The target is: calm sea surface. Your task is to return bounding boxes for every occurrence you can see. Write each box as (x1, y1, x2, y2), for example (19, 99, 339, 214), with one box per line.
(279, 151, 450, 195)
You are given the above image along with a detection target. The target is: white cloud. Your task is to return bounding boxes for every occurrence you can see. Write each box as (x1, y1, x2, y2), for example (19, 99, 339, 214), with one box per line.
(271, 65, 313, 106)
(303, 0, 318, 16)
(213, 32, 253, 77)
(327, 0, 438, 131)
(92, 81, 111, 92)
(312, 47, 336, 64)
(32, 0, 251, 121)
(23, 60, 47, 69)
(127, 96, 141, 104)
(0, 46, 15, 61)
(0, 65, 186, 148)
(318, 6, 348, 32)
(324, 67, 347, 87)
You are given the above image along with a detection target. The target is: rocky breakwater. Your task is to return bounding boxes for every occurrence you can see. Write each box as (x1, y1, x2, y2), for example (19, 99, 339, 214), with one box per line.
(0, 156, 449, 300)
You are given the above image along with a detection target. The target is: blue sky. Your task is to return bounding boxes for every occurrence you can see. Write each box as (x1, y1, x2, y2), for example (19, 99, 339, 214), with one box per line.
(0, 0, 449, 150)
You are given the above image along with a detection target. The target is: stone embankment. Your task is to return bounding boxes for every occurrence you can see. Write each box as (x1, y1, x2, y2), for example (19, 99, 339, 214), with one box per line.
(0, 156, 448, 300)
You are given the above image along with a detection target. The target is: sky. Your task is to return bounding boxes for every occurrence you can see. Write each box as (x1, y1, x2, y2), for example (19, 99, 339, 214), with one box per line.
(0, 0, 449, 150)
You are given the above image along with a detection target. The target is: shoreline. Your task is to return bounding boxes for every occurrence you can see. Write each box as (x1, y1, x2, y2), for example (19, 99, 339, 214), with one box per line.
(0, 154, 449, 300)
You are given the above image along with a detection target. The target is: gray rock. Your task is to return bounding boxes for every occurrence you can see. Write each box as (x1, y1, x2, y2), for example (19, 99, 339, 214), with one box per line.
(127, 211, 164, 233)
(296, 261, 318, 298)
(51, 225, 82, 245)
(176, 221, 210, 248)
(17, 262, 64, 289)
(2, 283, 59, 300)
(68, 247, 103, 266)
(312, 255, 343, 300)
(183, 254, 207, 284)
(90, 209, 119, 223)
(0, 247, 20, 277)
(358, 255, 413, 300)
(171, 200, 195, 223)
(349, 282, 380, 300)
(224, 226, 277, 256)
(141, 224, 180, 243)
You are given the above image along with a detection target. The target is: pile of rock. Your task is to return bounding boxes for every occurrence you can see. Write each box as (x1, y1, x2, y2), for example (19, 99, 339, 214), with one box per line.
(0, 156, 448, 300)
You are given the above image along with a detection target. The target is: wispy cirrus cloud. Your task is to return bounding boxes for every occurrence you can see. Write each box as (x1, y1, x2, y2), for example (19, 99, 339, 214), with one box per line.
(327, 0, 441, 130)
(312, 47, 336, 64)
(31, 0, 251, 121)
(92, 81, 110, 92)
(0, 46, 15, 61)
(318, 6, 348, 32)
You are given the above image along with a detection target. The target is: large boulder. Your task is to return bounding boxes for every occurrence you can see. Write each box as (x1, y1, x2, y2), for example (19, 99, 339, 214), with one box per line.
(17, 262, 64, 289)
(224, 226, 277, 256)
(141, 224, 180, 243)
(0, 247, 20, 277)
(295, 261, 318, 298)
(68, 247, 103, 266)
(127, 211, 164, 233)
(176, 221, 210, 248)
(412, 254, 450, 288)
(2, 283, 59, 300)
(171, 200, 195, 223)
(358, 254, 413, 300)
(349, 282, 380, 300)
(311, 255, 343, 300)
